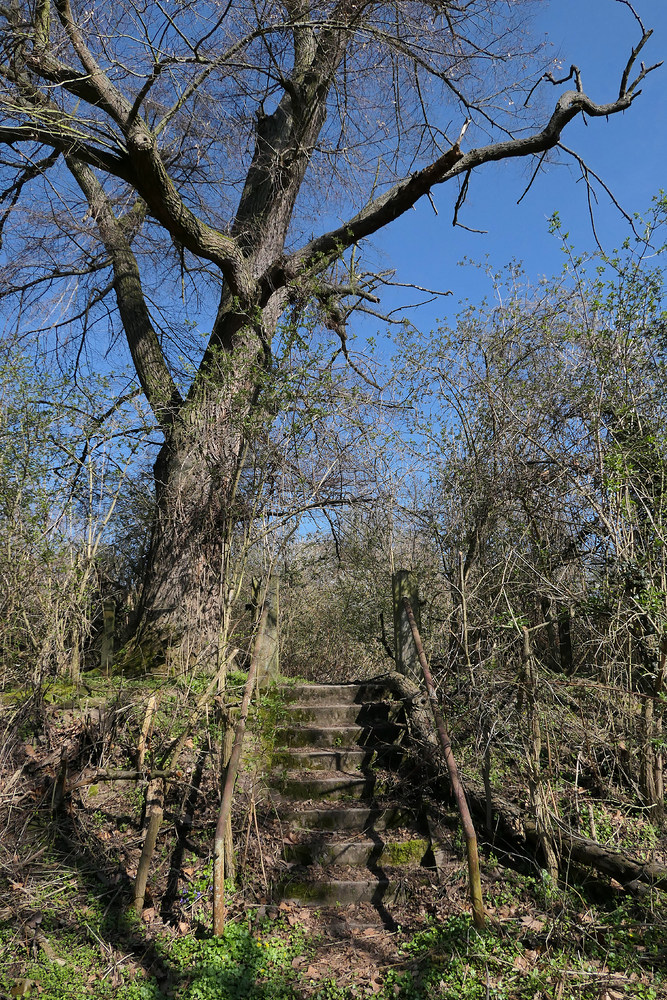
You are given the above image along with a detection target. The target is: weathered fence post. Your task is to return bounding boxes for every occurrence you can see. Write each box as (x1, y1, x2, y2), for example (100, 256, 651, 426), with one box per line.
(392, 570, 420, 679)
(521, 626, 559, 882)
(70, 631, 81, 686)
(101, 599, 115, 675)
(251, 576, 279, 685)
(402, 596, 485, 929)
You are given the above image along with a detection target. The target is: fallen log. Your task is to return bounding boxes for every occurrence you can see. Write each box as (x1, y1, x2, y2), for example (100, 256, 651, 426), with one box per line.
(381, 670, 667, 895)
(68, 769, 178, 790)
(466, 784, 667, 893)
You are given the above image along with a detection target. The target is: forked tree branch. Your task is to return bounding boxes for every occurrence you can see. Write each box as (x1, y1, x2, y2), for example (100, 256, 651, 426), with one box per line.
(267, 26, 659, 299)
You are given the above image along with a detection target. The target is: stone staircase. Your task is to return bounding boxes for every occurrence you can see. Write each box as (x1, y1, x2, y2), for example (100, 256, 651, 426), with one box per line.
(266, 680, 439, 913)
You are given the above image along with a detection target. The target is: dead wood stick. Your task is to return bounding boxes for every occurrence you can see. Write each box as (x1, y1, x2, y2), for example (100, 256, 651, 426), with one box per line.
(213, 608, 267, 935)
(69, 769, 178, 790)
(133, 777, 164, 915)
(137, 694, 157, 771)
(132, 650, 238, 915)
(402, 597, 485, 929)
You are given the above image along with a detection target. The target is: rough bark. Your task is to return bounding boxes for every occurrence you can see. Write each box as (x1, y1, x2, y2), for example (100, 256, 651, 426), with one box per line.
(136, 407, 244, 643)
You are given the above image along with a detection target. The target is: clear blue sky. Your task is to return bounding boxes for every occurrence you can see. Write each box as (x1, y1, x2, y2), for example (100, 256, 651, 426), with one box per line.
(364, 0, 667, 334)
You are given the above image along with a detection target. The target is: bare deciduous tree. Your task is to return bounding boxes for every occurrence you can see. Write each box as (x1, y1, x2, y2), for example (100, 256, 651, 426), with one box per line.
(0, 0, 659, 653)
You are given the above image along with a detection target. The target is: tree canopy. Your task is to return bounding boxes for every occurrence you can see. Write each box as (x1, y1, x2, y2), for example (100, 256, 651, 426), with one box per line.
(0, 0, 660, 644)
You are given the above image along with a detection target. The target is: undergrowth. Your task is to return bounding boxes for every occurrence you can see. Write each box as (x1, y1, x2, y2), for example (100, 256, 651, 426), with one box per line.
(2, 667, 666, 999)
(2, 885, 665, 1000)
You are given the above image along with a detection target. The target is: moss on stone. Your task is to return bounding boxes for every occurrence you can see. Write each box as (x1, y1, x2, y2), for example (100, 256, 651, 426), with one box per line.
(381, 838, 428, 865)
(279, 880, 326, 903)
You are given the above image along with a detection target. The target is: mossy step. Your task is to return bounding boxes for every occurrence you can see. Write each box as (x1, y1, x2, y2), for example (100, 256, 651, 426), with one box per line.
(287, 703, 393, 726)
(270, 773, 375, 800)
(276, 873, 431, 906)
(282, 721, 404, 748)
(271, 748, 373, 771)
(275, 682, 394, 704)
(284, 836, 431, 867)
(271, 746, 405, 771)
(280, 805, 415, 832)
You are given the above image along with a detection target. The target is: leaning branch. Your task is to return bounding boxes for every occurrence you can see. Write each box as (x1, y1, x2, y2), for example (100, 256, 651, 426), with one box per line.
(402, 597, 485, 929)
(123, 127, 254, 298)
(213, 607, 267, 935)
(68, 768, 177, 790)
(53, 0, 133, 126)
(383, 671, 667, 897)
(267, 25, 659, 298)
(268, 141, 464, 290)
(0, 124, 130, 180)
(65, 156, 183, 426)
(25, 49, 121, 117)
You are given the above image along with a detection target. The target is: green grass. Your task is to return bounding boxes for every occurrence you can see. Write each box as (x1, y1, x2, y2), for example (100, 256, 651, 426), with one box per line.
(3, 664, 666, 1000)
(0, 905, 309, 1000)
(3, 894, 664, 1000)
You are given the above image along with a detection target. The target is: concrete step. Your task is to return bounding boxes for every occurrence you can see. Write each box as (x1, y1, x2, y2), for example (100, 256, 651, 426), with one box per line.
(281, 805, 415, 832)
(286, 703, 393, 726)
(271, 747, 371, 771)
(270, 773, 375, 801)
(267, 679, 431, 912)
(271, 745, 405, 772)
(284, 836, 431, 868)
(276, 682, 394, 705)
(277, 873, 431, 906)
(282, 721, 404, 748)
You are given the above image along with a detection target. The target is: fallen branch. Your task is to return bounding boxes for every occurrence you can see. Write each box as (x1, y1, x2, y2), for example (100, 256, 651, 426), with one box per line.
(382, 669, 667, 895)
(467, 784, 667, 893)
(68, 768, 178, 790)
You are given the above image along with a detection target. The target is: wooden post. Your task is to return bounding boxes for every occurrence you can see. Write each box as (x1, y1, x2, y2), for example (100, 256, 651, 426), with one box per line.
(521, 627, 559, 882)
(392, 570, 420, 679)
(251, 576, 280, 686)
(221, 710, 235, 880)
(558, 605, 574, 675)
(71, 630, 81, 686)
(642, 637, 667, 817)
(402, 597, 485, 929)
(101, 599, 115, 675)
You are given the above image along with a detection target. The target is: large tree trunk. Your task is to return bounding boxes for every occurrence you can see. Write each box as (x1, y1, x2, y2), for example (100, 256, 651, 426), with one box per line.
(135, 328, 263, 657)
(138, 428, 238, 648)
